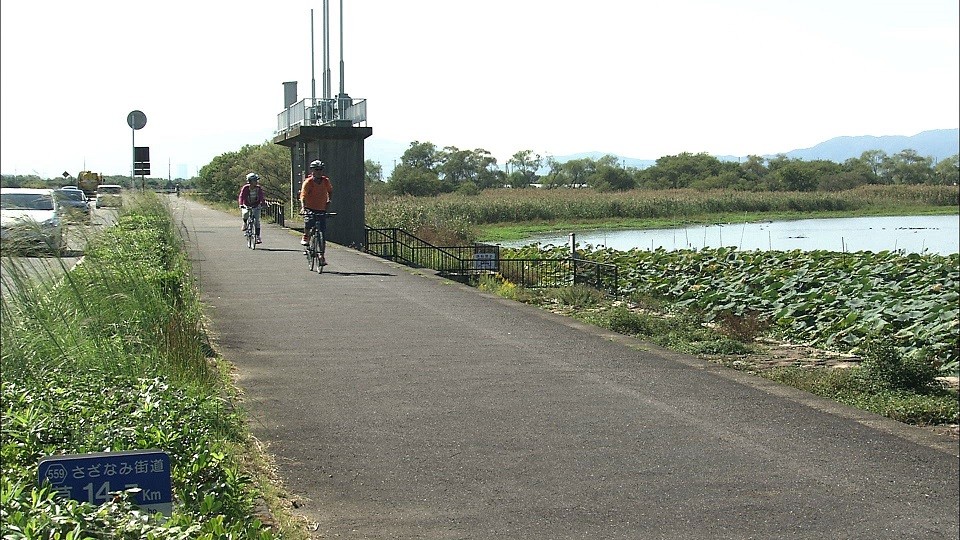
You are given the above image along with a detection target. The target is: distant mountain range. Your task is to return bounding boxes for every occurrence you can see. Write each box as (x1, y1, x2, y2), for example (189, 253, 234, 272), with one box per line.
(776, 128, 959, 163)
(366, 129, 959, 176)
(554, 129, 959, 170)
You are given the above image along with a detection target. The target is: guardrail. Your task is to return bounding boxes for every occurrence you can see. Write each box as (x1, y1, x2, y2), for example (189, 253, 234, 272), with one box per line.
(364, 227, 619, 295)
(276, 97, 367, 133)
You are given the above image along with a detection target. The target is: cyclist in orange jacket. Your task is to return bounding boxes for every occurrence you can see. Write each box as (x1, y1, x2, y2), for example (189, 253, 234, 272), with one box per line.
(299, 160, 333, 246)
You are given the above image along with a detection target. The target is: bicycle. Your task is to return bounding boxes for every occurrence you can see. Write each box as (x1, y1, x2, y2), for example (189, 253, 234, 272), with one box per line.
(241, 205, 261, 250)
(301, 210, 335, 273)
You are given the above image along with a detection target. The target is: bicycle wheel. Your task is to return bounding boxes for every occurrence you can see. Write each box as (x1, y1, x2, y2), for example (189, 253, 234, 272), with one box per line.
(247, 228, 255, 250)
(304, 233, 313, 269)
(308, 232, 321, 272)
(251, 215, 261, 250)
(316, 231, 326, 273)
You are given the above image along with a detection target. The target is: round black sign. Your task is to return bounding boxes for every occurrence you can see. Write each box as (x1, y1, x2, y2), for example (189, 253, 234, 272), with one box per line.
(126, 110, 147, 130)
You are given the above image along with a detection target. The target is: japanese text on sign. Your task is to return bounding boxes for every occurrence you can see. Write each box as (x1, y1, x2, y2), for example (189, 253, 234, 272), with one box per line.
(38, 449, 172, 516)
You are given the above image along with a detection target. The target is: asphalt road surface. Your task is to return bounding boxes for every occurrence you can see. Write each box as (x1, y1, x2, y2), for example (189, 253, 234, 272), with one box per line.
(174, 196, 959, 540)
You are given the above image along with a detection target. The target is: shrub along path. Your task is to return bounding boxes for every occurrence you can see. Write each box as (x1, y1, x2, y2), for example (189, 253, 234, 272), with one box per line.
(171, 196, 959, 539)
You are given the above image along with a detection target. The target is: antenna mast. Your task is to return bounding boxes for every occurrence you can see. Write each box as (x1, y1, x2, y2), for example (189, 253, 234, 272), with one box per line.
(323, 0, 331, 100)
(310, 9, 316, 102)
(339, 0, 345, 96)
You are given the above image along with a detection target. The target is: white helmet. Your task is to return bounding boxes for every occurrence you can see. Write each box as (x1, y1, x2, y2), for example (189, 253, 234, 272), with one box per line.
(309, 160, 325, 170)
(246, 172, 260, 182)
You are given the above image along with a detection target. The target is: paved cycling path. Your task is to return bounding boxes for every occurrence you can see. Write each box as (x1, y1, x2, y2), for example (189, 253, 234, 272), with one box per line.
(170, 197, 959, 539)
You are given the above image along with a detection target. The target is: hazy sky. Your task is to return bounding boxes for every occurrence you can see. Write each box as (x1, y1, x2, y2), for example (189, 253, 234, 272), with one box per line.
(2, 0, 957, 179)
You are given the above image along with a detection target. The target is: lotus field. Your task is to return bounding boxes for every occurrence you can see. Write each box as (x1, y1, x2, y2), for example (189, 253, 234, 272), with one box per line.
(506, 244, 959, 376)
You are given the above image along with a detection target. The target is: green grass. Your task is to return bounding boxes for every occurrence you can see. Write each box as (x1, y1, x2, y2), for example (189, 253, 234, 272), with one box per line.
(761, 336, 956, 426)
(763, 369, 958, 425)
(0, 193, 305, 539)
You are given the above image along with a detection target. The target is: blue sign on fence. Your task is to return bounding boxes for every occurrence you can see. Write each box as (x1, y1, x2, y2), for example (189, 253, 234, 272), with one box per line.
(38, 449, 172, 516)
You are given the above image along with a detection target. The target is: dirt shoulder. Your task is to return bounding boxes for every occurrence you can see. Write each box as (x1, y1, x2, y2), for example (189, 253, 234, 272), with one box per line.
(711, 337, 960, 440)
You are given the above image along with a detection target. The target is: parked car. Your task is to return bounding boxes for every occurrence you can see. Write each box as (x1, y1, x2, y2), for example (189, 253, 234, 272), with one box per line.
(95, 184, 123, 208)
(0, 188, 65, 254)
(54, 188, 92, 222)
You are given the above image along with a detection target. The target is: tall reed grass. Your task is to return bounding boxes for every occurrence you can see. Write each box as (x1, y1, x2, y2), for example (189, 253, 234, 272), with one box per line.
(366, 185, 959, 244)
(2, 195, 213, 387)
(1, 193, 280, 538)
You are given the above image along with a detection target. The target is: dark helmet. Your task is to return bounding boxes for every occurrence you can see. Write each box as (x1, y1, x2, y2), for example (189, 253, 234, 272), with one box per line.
(309, 160, 325, 170)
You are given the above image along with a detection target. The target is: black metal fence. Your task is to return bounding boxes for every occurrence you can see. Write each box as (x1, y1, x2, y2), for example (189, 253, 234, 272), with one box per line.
(365, 227, 496, 273)
(364, 227, 619, 295)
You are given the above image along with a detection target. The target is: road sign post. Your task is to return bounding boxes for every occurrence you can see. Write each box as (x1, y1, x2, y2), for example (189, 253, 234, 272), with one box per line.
(134, 146, 151, 176)
(127, 110, 147, 190)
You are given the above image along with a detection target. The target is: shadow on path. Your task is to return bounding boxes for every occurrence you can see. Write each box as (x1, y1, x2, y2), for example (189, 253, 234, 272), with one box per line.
(313, 270, 396, 277)
(251, 247, 306, 253)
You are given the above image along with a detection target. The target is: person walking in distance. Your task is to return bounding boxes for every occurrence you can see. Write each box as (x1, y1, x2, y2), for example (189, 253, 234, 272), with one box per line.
(300, 160, 333, 251)
(238, 172, 266, 243)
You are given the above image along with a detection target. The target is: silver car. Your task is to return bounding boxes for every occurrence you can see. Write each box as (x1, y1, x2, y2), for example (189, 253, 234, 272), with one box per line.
(0, 188, 65, 254)
(54, 188, 93, 223)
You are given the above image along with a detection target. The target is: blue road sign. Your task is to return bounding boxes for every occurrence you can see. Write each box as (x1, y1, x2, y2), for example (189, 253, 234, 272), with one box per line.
(38, 449, 172, 516)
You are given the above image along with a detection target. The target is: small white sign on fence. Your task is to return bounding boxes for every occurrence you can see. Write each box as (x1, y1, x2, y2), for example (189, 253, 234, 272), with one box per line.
(473, 252, 497, 270)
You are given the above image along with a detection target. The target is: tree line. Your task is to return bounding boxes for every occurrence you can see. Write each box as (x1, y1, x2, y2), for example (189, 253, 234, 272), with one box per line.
(381, 142, 960, 196)
(5, 141, 956, 203)
(192, 143, 290, 203)
(0, 173, 168, 190)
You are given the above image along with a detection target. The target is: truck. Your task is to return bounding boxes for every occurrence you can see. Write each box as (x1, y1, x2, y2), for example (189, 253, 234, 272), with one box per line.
(76, 171, 103, 199)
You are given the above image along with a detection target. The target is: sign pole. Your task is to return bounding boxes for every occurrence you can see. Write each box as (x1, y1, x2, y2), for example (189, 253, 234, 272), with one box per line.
(126, 110, 148, 190)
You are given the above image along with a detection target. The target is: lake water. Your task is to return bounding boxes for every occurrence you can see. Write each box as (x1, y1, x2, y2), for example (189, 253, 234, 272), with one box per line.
(496, 215, 960, 255)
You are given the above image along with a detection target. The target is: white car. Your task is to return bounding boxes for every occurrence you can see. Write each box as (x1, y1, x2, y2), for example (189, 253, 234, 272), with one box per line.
(0, 187, 65, 254)
(95, 184, 123, 208)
